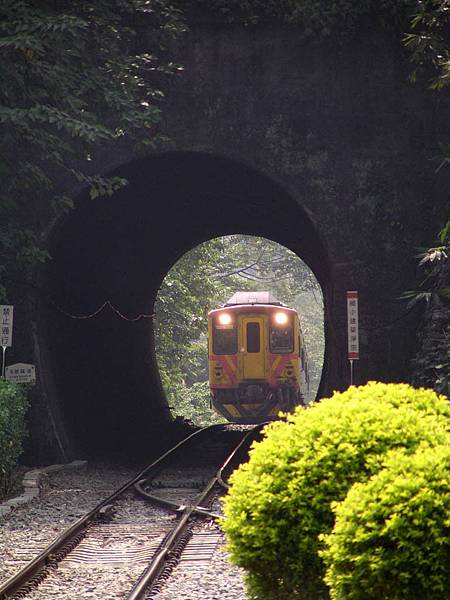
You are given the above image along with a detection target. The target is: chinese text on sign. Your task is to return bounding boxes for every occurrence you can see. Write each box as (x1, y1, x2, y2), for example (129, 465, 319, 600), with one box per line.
(0, 305, 13, 347)
(346, 291, 359, 360)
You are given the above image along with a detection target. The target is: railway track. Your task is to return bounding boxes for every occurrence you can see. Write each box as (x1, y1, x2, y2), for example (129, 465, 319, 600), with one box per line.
(0, 423, 263, 600)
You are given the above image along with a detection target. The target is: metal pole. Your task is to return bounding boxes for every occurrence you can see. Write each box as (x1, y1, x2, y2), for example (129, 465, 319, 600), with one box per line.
(349, 359, 354, 386)
(1, 346, 6, 378)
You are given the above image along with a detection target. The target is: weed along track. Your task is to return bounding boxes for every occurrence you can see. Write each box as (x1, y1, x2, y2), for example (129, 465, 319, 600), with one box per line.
(0, 424, 262, 600)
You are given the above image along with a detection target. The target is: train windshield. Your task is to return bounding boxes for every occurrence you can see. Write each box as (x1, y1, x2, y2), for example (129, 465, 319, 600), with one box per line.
(213, 323, 237, 355)
(246, 322, 260, 353)
(270, 324, 294, 354)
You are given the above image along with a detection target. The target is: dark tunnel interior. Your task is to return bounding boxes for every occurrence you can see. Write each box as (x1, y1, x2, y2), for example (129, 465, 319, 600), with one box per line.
(41, 152, 334, 457)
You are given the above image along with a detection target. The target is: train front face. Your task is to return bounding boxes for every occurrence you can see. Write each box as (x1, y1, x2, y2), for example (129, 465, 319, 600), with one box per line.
(208, 304, 302, 423)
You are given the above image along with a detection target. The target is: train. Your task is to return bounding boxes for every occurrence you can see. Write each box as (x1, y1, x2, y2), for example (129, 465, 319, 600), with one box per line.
(208, 291, 310, 423)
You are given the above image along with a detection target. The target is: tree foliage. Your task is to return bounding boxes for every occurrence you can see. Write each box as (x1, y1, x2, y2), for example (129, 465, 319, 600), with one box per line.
(154, 238, 227, 419)
(404, 0, 450, 91)
(194, 0, 415, 35)
(402, 222, 450, 396)
(0, 0, 184, 299)
(401, 2, 450, 399)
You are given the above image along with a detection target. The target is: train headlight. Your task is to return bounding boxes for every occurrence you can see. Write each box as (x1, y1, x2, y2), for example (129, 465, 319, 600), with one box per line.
(218, 313, 232, 325)
(274, 311, 288, 325)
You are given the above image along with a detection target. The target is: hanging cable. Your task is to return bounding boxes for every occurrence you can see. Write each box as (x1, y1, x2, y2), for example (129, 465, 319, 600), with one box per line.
(2, 275, 154, 321)
(49, 299, 155, 321)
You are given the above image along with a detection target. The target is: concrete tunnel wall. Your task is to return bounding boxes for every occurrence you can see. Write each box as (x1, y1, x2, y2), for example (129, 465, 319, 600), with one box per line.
(40, 152, 332, 458)
(25, 19, 449, 462)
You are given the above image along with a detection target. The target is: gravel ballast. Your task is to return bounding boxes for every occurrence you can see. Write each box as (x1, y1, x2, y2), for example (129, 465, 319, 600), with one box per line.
(151, 527, 247, 600)
(0, 462, 248, 599)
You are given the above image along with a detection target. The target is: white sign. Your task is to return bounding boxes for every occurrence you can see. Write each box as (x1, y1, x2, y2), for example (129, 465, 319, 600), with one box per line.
(0, 305, 13, 347)
(347, 291, 359, 360)
(5, 363, 36, 384)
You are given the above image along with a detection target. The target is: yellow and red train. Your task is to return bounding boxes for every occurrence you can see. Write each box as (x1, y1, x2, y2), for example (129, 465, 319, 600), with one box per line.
(208, 292, 310, 423)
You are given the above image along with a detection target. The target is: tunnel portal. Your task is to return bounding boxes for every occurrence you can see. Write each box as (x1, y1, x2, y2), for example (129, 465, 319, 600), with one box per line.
(41, 152, 332, 457)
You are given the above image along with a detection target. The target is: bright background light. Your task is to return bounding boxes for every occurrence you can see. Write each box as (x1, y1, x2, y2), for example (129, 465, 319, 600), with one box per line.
(155, 234, 324, 425)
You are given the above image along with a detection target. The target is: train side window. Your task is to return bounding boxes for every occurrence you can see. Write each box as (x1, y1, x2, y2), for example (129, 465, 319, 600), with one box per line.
(213, 325, 237, 355)
(246, 322, 260, 353)
(270, 324, 294, 354)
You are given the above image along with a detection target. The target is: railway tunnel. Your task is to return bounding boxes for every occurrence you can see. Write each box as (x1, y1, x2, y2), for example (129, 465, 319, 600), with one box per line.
(40, 151, 333, 458)
(16, 17, 448, 464)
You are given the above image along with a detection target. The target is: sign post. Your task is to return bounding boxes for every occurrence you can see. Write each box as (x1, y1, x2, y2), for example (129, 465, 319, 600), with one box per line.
(0, 305, 13, 378)
(346, 291, 359, 385)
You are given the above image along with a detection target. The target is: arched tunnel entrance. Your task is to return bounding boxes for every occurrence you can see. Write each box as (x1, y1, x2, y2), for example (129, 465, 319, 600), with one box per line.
(41, 152, 335, 457)
(154, 234, 325, 426)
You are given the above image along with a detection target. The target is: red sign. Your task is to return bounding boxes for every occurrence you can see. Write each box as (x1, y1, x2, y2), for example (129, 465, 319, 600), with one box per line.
(347, 291, 359, 360)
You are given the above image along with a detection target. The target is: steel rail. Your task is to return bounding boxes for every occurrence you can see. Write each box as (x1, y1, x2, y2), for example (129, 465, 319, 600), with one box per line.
(217, 422, 267, 490)
(127, 473, 219, 600)
(134, 480, 222, 520)
(134, 422, 265, 516)
(126, 424, 265, 600)
(0, 424, 225, 600)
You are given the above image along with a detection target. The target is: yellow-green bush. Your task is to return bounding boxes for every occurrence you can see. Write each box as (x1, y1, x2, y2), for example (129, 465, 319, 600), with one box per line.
(0, 379, 28, 496)
(221, 383, 450, 600)
(322, 445, 450, 600)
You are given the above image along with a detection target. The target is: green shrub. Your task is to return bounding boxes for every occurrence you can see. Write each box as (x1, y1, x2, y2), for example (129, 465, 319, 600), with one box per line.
(322, 445, 450, 600)
(221, 382, 450, 600)
(0, 379, 28, 496)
